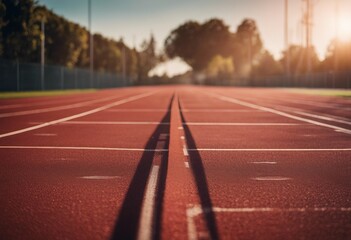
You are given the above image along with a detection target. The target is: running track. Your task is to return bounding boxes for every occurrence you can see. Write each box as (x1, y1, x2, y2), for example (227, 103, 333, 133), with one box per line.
(0, 86, 350, 240)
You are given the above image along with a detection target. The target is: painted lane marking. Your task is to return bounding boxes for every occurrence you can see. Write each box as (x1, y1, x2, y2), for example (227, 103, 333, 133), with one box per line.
(79, 176, 121, 180)
(137, 165, 160, 240)
(181, 109, 262, 113)
(186, 206, 200, 240)
(252, 176, 291, 181)
(184, 162, 190, 168)
(183, 145, 189, 156)
(180, 136, 185, 140)
(0, 146, 168, 152)
(188, 205, 351, 216)
(106, 109, 168, 112)
(189, 148, 351, 152)
(33, 133, 57, 136)
(251, 161, 277, 165)
(208, 93, 351, 134)
(186, 204, 351, 238)
(0, 95, 123, 118)
(0, 91, 156, 139)
(274, 106, 351, 126)
(184, 122, 302, 126)
(178, 126, 184, 130)
(61, 121, 169, 125)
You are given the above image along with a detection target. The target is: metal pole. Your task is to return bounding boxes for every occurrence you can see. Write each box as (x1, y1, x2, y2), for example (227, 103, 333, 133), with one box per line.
(285, 0, 290, 79)
(88, 0, 93, 88)
(41, 19, 45, 90)
(122, 46, 126, 82)
(334, 0, 339, 78)
(75, 68, 78, 89)
(61, 67, 64, 90)
(16, 59, 20, 91)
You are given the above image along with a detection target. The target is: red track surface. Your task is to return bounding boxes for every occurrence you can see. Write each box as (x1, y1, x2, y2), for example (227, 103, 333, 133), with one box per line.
(0, 86, 350, 240)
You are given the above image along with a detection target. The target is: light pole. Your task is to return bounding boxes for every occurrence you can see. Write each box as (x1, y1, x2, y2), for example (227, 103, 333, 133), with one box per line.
(285, 0, 290, 78)
(88, 0, 94, 88)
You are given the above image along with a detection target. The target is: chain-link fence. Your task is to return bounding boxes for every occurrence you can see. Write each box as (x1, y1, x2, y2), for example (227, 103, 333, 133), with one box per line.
(0, 59, 130, 91)
(203, 71, 351, 89)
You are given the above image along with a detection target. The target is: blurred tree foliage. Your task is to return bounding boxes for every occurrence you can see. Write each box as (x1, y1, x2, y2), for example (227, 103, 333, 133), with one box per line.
(280, 45, 319, 75)
(165, 19, 230, 71)
(165, 18, 272, 78)
(0, 1, 158, 78)
(165, 17, 351, 81)
(206, 55, 234, 80)
(321, 39, 351, 72)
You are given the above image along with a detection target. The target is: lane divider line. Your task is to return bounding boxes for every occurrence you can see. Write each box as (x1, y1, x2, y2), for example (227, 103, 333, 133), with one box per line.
(189, 148, 351, 152)
(207, 92, 351, 135)
(272, 105, 351, 126)
(184, 122, 302, 126)
(0, 94, 127, 118)
(187, 205, 351, 218)
(0, 91, 156, 139)
(60, 121, 169, 125)
(183, 145, 189, 156)
(33, 133, 57, 136)
(137, 165, 160, 240)
(0, 146, 168, 152)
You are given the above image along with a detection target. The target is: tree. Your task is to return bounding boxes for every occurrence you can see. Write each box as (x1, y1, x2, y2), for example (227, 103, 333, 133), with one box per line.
(206, 55, 234, 82)
(252, 50, 283, 77)
(1, 0, 41, 61)
(321, 39, 351, 72)
(0, 0, 5, 56)
(165, 19, 231, 72)
(138, 34, 158, 81)
(230, 18, 264, 77)
(280, 45, 319, 75)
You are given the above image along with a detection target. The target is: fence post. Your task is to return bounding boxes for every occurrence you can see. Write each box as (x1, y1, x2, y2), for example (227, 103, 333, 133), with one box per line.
(75, 68, 78, 89)
(60, 67, 64, 90)
(16, 59, 20, 91)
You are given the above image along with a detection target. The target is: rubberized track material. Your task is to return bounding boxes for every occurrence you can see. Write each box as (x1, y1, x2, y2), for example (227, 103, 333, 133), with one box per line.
(0, 86, 350, 240)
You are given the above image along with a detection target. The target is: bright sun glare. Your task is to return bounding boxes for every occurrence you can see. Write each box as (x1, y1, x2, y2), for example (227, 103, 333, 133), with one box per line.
(337, 15, 351, 41)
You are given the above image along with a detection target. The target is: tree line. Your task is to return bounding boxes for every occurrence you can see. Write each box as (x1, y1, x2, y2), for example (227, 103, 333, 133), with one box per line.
(165, 18, 351, 81)
(0, 0, 158, 82)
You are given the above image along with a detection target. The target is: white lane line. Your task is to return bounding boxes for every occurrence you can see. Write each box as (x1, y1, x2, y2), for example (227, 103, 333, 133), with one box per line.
(282, 108, 351, 126)
(189, 148, 351, 152)
(106, 109, 168, 112)
(0, 91, 156, 139)
(0, 146, 168, 152)
(183, 145, 189, 156)
(181, 109, 261, 113)
(184, 162, 190, 168)
(251, 161, 277, 165)
(61, 121, 169, 125)
(188, 205, 351, 217)
(79, 176, 121, 180)
(208, 93, 351, 134)
(252, 176, 291, 181)
(184, 122, 301, 126)
(180, 136, 185, 140)
(186, 205, 201, 240)
(0, 95, 122, 118)
(33, 133, 57, 136)
(178, 126, 184, 130)
(137, 165, 160, 240)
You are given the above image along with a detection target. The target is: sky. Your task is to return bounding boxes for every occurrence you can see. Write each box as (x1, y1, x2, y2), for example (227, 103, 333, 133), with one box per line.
(38, 0, 351, 76)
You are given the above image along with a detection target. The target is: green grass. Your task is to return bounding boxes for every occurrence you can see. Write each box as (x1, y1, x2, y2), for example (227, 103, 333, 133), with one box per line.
(286, 89, 351, 98)
(0, 89, 96, 99)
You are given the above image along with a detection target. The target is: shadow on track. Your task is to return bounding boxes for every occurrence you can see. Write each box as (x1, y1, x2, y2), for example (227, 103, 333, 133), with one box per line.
(111, 95, 173, 240)
(179, 99, 220, 240)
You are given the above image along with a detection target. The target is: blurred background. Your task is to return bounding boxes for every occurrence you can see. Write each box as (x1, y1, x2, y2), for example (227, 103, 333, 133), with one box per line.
(0, 0, 350, 90)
